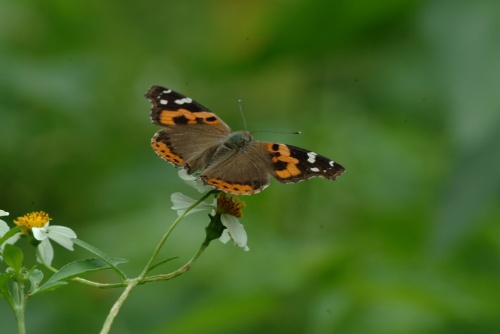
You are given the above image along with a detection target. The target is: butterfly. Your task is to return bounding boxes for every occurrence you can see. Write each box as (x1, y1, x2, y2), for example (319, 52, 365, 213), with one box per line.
(146, 85, 345, 195)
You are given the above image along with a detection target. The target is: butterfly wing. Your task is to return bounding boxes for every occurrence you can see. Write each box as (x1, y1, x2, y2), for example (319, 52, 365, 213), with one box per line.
(199, 141, 274, 195)
(263, 142, 345, 183)
(146, 86, 232, 173)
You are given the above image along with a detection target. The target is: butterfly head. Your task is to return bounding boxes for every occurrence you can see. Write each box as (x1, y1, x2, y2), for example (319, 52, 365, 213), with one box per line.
(225, 130, 252, 149)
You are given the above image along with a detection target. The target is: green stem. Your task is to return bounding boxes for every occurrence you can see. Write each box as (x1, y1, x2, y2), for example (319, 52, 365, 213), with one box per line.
(142, 238, 209, 283)
(12, 280, 26, 334)
(99, 279, 138, 334)
(139, 190, 216, 278)
(99, 190, 216, 334)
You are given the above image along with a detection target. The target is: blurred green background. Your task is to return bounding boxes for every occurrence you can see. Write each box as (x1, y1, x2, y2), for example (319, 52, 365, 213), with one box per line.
(2, 0, 500, 333)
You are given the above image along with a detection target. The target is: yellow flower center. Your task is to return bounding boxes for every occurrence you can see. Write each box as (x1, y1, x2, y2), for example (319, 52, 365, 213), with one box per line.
(14, 211, 52, 233)
(216, 193, 246, 218)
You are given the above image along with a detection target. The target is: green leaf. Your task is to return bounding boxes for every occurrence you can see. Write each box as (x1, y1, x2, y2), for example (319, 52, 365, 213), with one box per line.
(3, 244, 23, 272)
(72, 239, 127, 279)
(28, 269, 44, 291)
(33, 257, 127, 295)
(32, 281, 68, 294)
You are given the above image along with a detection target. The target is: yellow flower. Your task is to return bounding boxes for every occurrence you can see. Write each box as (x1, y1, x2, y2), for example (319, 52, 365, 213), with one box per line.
(14, 211, 52, 233)
(14, 211, 76, 265)
(215, 193, 246, 218)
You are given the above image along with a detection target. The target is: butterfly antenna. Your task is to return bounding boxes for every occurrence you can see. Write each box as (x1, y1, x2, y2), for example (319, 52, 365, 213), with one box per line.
(237, 99, 301, 135)
(252, 130, 302, 135)
(238, 99, 248, 130)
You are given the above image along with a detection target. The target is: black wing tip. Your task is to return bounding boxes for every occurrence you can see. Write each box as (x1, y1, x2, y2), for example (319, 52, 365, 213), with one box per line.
(145, 85, 169, 99)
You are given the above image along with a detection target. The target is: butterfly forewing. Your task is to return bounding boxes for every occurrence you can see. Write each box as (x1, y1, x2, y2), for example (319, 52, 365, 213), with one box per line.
(147, 86, 232, 172)
(146, 86, 231, 132)
(264, 143, 345, 183)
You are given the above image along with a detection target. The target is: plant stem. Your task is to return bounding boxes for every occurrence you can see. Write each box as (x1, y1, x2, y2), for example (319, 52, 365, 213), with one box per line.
(12, 280, 26, 334)
(139, 190, 215, 278)
(99, 190, 216, 333)
(142, 239, 209, 283)
(99, 279, 138, 334)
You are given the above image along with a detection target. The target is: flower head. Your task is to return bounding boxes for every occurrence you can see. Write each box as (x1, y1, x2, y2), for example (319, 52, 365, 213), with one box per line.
(170, 192, 249, 251)
(14, 211, 77, 265)
(14, 211, 51, 234)
(215, 193, 246, 218)
(214, 193, 248, 251)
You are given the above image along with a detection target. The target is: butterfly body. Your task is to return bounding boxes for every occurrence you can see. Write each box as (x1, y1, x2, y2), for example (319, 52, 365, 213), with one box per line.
(147, 85, 345, 195)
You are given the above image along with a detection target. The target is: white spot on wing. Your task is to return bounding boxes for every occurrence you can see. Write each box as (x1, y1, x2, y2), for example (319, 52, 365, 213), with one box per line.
(160, 99, 168, 105)
(163, 89, 172, 94)
(310, 167, 320, 172)
(307, 152, 317, 163)
(175, 97, 193, 105)
(329, 160, 335, 167)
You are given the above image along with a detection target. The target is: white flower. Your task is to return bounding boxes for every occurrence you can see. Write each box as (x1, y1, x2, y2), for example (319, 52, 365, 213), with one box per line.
(32, 222, 77, 265)
(177, 169, 212, 193)
(0, 210, 22, 260)
(170, 193, 249, 251)
(219, 214, 249, 251)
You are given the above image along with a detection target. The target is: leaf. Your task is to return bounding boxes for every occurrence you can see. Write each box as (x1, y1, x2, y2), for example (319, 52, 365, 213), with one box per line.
(33, 257, 126, 295)
(28, 269, 44, 291)
(3, 244, 23, 273)
(72, 239, 127, 279)
(32, 281, 68, 294)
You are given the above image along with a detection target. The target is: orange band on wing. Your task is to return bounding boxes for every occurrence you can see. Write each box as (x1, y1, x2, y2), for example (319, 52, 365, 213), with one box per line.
(151, 139, 184, 166)
(204, 178, 259, 195)
(266, 143, 302, 179)
(159, 109, 222, 126)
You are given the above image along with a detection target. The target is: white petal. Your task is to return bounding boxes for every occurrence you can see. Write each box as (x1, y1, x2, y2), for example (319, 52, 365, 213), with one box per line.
(178, 170, 211, 193)
(2, 233, 22, 246)
(0, 210, 9, 217)
(171, 192, 214, 216)
(171, 192, 196, 209)
(219, 229, 231, 244)
(220, 214, 248, 250)
(0, 220, 9, 235)
(46, 225, 77, 250)
(37, 238, 54, 264)
(32, 225, 49, 241)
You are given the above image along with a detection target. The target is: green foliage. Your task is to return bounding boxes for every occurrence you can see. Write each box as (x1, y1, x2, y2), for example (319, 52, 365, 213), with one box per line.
(3, 245, 23, 274)
(34, 257, 126, 295)
(72, 239, 127, 279)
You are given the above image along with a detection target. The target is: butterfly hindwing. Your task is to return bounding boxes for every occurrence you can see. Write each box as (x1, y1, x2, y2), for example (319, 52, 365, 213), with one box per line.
(199, 140, 273, 195)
